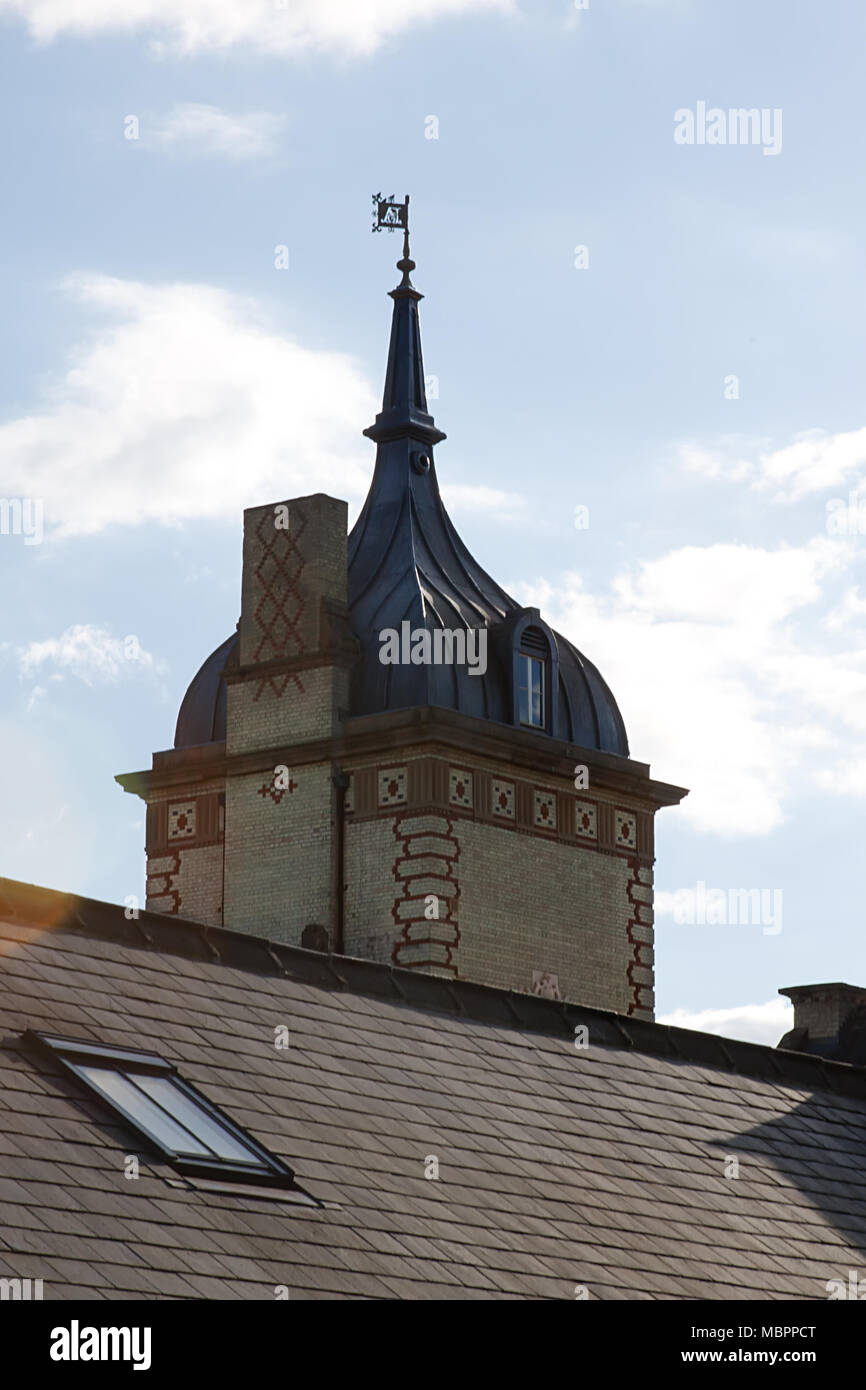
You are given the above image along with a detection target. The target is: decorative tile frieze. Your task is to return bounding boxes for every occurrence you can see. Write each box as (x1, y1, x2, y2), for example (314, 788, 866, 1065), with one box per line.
(378, 767, 407, 807)
(449, 769, 473, 808)
(168, 802, 196, 840)
(615, 810, 637, 849)
(575, 800, 597, 840)
(491, 778, 515, 820)
(339, 757, 651, 863)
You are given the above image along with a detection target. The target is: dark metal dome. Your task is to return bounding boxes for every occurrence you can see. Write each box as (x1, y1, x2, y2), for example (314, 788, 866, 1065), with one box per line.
(174, 632, 235, 749)
(174, 240, 628, 756)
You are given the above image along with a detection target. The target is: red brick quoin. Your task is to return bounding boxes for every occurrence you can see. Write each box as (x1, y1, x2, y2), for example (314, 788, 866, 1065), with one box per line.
(625, 854, 654, 1018)
(391, 812, 460, 975)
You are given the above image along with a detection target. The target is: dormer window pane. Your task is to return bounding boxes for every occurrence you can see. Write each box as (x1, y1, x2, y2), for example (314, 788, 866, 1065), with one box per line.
(519, 654, 545, 727)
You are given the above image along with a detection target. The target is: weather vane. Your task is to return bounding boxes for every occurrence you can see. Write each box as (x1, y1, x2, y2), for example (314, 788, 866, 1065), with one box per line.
(371, 193, 410, 234)
(371, 193, 415, 287)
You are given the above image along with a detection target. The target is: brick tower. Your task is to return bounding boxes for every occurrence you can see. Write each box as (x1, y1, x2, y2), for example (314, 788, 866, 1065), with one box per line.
(118, 219, 686, 1018)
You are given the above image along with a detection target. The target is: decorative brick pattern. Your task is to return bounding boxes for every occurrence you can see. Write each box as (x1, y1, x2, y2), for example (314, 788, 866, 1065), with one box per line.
(391, 813, 460, 975)
(626, 859, 654, 1018)
(335, 752, 660, 1012)
(335, 758, 654, 867)
(168, 803, 196, 841)
(146, 852, 182, 914)
(251, 505, 307, 703)
(449, 769, 473, 809)
(378, 768, 407, 807)
(615, 811, 637, 850)
(257, 772, 297, 806)
(491, 779, 515, 820)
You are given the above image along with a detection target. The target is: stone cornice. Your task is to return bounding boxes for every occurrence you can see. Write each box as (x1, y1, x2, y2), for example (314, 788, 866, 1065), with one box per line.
(117, 704, 688, 811)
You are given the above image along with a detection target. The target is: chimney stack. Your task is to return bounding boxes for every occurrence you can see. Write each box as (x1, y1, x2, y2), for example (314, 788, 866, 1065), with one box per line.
(778, 983, 866, 1064)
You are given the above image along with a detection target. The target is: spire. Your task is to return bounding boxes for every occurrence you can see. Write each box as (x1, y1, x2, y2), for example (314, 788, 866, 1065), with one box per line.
(350, 195, 516, 718)
(363, 198, 445, 447)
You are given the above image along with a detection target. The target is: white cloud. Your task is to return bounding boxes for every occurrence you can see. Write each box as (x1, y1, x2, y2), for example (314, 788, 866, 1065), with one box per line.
(679, 426, 866, 504)
(0, 0, 513, 57)
(814, 755, 866, 798)
(658, 999, 793, 1047)
(755, 428, 866, 502)
(520, 535, 866, 835)
(18, 625, 159, 686)
(149, 104, 286, 160)
(0, 273, 375, 536)
(824, 586, 866, 633)
(679, 439, 757, 482)
(442, 483, 526, 522)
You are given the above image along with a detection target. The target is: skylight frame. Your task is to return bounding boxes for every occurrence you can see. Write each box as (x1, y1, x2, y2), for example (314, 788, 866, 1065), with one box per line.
(24, 1030, 296, 1189)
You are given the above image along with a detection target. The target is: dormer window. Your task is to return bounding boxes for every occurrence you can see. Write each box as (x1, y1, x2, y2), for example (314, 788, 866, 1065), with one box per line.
(517, 626, 550, 730)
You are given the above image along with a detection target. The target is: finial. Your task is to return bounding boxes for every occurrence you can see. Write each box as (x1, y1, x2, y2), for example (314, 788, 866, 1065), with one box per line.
(372, 192, 414, 287)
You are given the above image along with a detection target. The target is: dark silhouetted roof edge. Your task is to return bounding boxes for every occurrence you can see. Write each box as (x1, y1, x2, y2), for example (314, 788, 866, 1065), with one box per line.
(0, 874, 861, 1101)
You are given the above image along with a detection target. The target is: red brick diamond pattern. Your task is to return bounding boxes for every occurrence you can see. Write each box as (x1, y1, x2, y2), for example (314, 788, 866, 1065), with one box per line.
(252, 506, 307, 702)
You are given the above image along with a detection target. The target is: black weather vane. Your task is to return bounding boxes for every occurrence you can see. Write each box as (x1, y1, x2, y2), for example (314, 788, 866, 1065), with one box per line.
(372, 193, 410, 234)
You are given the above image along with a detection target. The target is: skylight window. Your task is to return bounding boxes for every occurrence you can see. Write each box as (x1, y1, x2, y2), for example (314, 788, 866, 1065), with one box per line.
(25, 1031, 296, 1189)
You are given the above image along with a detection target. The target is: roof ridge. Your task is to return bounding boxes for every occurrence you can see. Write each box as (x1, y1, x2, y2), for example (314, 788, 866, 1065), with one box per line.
(1, 873, 863, 1099)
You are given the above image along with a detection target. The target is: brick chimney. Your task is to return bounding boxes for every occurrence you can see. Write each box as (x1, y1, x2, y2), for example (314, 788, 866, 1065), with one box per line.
(778, 983, 866, 1064)
(222, 493, 356, 943)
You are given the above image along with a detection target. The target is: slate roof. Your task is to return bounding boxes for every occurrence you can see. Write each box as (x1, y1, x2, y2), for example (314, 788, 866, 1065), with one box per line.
(2, 875, 866, 1301)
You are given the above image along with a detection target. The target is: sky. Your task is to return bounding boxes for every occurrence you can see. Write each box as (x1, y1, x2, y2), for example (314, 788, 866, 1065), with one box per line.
(1, 0, 865, 1045)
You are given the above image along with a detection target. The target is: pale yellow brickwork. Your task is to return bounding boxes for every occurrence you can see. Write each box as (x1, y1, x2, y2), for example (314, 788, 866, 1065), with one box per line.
(337, 743, 654, 1010)
(221, 492, 349, 939)
(343, 800, 640, 1009)
(456, 820, 634, 1011)
(171, 845, 224, 927)
(223, 762, 334, 943)
(226, 667, 348, 756)
(343, 818, 402, 964)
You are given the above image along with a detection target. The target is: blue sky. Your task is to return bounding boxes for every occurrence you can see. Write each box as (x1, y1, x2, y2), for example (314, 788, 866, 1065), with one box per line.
(1, 0, 865, 1043)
